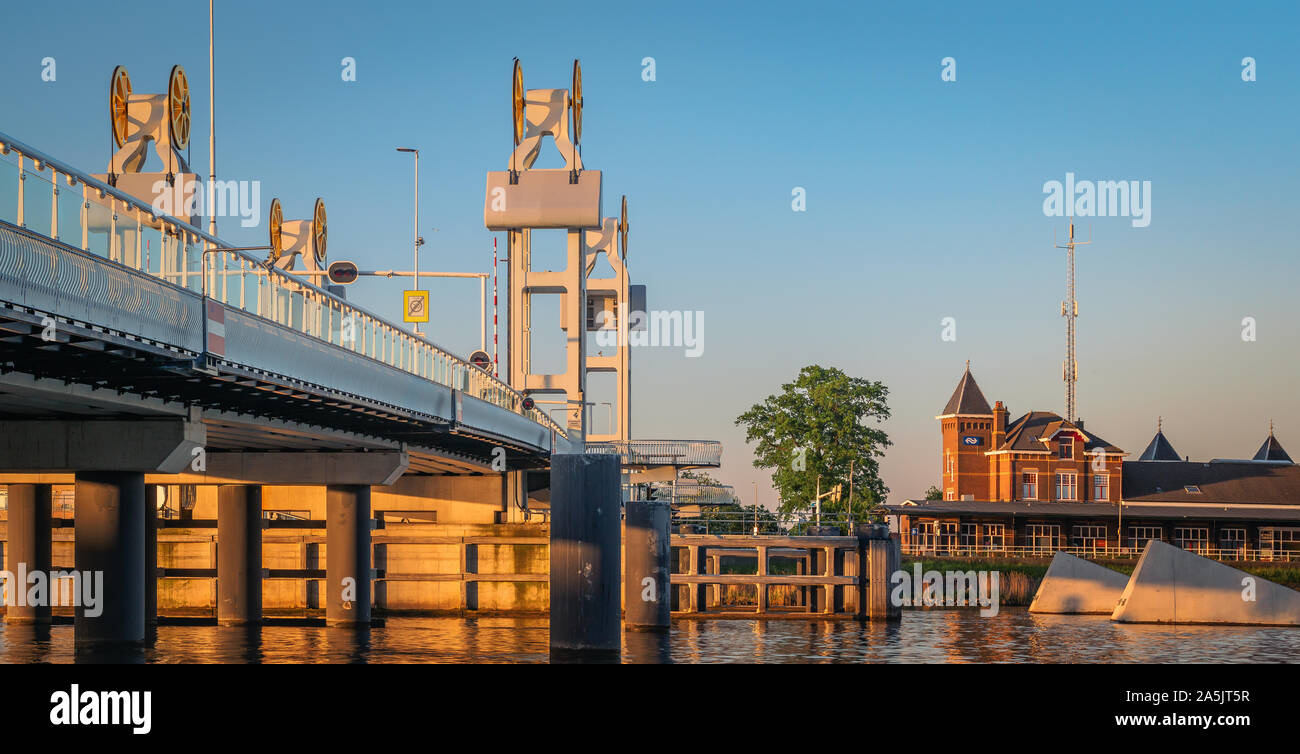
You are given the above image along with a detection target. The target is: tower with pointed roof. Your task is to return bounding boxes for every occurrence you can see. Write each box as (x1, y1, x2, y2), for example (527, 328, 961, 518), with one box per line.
(936, 362, 994, 501)
(1253, 422, 1293, 463)
(1137, 417, 1182, 461)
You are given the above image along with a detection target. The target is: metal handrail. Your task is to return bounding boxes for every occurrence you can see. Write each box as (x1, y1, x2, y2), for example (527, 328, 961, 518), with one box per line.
(588, 439, 722, 466)
(0, 130, 564, 437)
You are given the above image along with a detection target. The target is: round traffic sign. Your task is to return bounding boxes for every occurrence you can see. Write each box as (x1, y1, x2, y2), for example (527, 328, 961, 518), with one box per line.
(469, 350, 492, 371)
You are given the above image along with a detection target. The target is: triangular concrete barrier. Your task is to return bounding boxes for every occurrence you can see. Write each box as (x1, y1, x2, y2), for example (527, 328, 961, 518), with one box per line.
(1029, 551, 1130, 614)
(1111, 540, 1300, 626)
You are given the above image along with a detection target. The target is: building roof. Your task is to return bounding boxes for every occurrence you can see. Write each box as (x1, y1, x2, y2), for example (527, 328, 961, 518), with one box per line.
(939, 364, 992, 416)
(885, 498, 1300, 523)
(1253, 431, 1293, 463)
(1137, 430, 1182, 461)
(1123, 461, 1300, 504)
(998, 410, 1123, 454)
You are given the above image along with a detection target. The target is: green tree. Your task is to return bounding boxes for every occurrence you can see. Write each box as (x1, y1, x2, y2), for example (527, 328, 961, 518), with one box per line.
(925, 485, 942, 501)
(734, 364, 891, 517)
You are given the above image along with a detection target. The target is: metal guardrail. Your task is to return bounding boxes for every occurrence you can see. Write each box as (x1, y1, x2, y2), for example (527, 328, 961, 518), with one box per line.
(0, 131, 564, 438)
(587, 439, 722, 466)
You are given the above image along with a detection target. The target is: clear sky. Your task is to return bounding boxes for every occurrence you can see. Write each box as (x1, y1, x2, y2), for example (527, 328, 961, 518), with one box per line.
(2, 1, 1297, 509)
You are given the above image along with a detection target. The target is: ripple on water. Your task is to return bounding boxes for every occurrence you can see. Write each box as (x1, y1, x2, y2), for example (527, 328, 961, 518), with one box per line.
(2, 609, 1297, 663)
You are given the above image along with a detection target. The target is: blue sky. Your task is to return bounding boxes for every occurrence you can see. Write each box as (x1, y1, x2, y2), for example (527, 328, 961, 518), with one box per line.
(3, 0, 1298, 507)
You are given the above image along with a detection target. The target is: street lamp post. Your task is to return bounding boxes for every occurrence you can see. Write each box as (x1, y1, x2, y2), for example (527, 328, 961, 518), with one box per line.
(395, 147, 422, 335)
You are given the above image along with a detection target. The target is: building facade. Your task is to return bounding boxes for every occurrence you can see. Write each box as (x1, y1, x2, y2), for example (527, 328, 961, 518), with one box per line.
(887, 366, 1300, 559)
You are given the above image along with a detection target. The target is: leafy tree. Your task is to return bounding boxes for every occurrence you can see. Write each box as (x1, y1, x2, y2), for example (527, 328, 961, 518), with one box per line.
(735, 364, 891, 517)
(925, 485, 942, 501)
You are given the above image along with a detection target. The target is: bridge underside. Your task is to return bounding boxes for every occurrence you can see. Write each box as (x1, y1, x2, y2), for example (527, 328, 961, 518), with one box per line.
(0, 300, 545, 475)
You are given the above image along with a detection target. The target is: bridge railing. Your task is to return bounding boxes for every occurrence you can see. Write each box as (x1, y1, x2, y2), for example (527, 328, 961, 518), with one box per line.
(587, 439, 722, 467)
(0, 131, 564, 437)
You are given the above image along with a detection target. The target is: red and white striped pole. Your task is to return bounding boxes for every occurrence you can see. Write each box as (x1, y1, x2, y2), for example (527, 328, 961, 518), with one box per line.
(492, 236, 499, 378)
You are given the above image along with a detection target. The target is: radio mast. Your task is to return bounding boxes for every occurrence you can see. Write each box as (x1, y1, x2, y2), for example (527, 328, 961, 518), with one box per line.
(1055, 219, 1090, 422)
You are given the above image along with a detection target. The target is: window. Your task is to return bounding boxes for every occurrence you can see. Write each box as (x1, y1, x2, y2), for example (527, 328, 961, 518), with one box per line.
(1128, 526, 1163, 550)
(938, 522, 958, 554)
(1058, 439, 1073, 459)
(1260, 527, 1300, 556)
(944, 488, 955, 501)
(1021, 472, 1039, 500)
(981, 524, 1006, 552)
(1026, 524, 1060, 554)
(960, 523, 978, 550)
(946, 450, 953, 477)
(1173, 527, 1209, 554)
(1220, 528, 1247, 554)
(1055, 472, 1077, 501)
(1093, 474, 1109, 502)
(1072, 524, 1107, 552)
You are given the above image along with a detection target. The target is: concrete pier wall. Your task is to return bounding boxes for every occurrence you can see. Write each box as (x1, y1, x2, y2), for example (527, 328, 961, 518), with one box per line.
(1112, 539, 1300, 626)
(1029, 551, 1129, 614)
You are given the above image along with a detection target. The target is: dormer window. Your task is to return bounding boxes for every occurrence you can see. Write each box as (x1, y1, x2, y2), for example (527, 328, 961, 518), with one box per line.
(1058, 439, 1073, 459)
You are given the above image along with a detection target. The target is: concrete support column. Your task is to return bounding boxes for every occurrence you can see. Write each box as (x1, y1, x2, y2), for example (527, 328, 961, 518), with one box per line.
(756, 545, 769, 613)
(217, 484, 263, 625)
(549, 453, 620, 655)
(326, 485, 371, 626)
(708, 554, 720, 608)
(144, 484, 159, 626)
(624, 498, 670, 632)
(4, 484, 53, 624)
(74, 471, 146, 643)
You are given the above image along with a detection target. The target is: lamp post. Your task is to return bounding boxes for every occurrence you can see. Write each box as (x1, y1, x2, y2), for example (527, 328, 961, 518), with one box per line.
(395, 147, 422, 335)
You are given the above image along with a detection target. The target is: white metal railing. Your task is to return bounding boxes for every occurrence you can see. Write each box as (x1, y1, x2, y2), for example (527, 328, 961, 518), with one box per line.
(899, 543, 1300, 562)
(0, 131, 563, 437)
(588, 439, 722, 466)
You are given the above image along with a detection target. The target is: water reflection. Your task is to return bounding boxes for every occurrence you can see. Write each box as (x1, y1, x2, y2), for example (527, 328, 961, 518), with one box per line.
(1, 609, 1298, 663)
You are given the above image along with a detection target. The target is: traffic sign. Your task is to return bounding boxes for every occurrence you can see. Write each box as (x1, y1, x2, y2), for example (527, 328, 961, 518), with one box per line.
(403, 290, 429, 323)
(469, 350, 492, 371)
(327, 260, 359, 285)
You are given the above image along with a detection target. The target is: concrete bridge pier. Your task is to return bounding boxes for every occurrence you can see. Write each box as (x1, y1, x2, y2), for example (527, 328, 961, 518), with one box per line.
(74, 471, 146, 644)
(326, 484, 372, 626)
(624, 498, 671, 632)
(144, 484, 160, 626)
(218, 484, 263, 625)
(550, 453, 621, 657)
(4, 483, 53, 624)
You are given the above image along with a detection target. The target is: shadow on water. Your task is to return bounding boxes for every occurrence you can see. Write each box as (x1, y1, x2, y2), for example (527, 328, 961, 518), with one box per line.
(623, 629, 673, 664)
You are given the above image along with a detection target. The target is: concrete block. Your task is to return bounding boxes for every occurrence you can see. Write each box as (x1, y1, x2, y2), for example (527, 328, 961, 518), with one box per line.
(1112, 540, 1300, 626)
(1029, 551, 1129, 614)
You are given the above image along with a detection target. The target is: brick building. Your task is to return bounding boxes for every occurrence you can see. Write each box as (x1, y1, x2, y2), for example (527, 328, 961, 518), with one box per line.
(886, 365, 1300, 558)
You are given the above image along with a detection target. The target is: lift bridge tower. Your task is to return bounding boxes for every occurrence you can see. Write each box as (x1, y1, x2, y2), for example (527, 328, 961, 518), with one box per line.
(484, 59, 636, 452)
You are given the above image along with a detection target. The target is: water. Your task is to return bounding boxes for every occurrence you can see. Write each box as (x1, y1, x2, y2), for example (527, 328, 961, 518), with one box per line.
(2, 608, 1297, 663)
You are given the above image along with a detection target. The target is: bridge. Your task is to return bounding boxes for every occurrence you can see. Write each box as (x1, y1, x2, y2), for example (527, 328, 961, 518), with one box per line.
(0, 59, 734, 652)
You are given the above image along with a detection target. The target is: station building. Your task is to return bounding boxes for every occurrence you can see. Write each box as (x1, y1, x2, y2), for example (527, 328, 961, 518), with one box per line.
(885, 366, 1300, 558)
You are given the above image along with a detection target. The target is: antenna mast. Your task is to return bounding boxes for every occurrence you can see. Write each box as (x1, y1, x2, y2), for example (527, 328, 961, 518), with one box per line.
(1055, 219, 1090, 422)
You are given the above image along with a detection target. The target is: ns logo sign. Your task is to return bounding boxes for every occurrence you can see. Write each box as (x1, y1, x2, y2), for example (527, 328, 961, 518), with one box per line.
(961, 436, 984, 446)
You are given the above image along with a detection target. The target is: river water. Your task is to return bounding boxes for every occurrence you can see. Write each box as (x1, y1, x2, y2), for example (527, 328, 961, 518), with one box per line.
(2, 608, 1297, 663)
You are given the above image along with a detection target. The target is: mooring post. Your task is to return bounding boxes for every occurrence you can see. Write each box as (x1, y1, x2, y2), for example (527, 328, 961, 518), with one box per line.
(549, 453, 621, 656)
(624, 498, 671, 632)
(858, 524, 901, 621)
